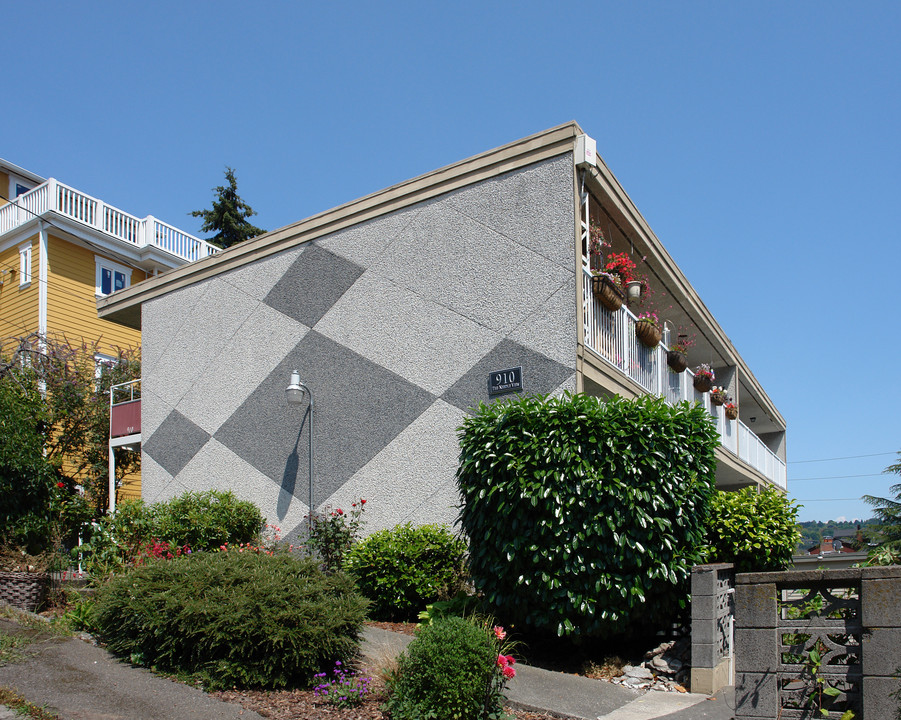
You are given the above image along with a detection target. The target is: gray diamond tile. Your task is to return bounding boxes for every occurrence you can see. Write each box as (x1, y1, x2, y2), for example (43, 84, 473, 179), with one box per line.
(143, 410, 211, 478)
(214, 330, 436, 506)
(440, 338, 574, 413)
(263, 244, 364, 327)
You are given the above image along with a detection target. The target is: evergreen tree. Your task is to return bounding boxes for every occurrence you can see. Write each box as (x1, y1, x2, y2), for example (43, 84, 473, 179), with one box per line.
(191, 167, 265, 249)
(862, 452, 901, 551)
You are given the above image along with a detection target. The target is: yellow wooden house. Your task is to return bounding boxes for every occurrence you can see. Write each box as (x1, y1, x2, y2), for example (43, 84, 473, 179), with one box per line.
(0, 158, 217, 502)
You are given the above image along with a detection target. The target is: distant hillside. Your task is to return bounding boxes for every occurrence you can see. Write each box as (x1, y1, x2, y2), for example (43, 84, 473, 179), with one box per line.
(796, 519, 878, 554)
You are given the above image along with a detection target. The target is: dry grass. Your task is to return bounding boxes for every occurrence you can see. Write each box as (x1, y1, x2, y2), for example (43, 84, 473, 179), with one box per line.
(581, 655, 626, 681)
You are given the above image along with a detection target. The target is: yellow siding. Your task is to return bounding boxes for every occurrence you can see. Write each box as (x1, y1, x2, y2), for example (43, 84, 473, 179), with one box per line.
(0, 171, 9, 206)
(118, 469, 142, 502)
(0, 234, 40, 342)
(45, 235, 144, 356)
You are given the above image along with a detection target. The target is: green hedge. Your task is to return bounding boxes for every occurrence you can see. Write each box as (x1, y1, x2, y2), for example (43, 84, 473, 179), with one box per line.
(456, 392, 718, 637)
(153, 490, 263, 551)
(705, 487, 800, 572)
(344, 523, 468, 621)
(93, 551, 367, 689)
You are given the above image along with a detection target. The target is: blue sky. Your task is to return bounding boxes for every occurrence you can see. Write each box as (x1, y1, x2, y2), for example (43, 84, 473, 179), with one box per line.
(6, 2, 899, 522)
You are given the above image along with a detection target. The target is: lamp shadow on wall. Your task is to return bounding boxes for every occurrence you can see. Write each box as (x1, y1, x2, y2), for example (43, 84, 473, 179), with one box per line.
(278, 407, 309, 521)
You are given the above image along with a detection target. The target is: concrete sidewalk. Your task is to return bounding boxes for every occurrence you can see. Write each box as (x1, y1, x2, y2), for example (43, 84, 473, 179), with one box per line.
(362, 626, 734, 720)
(0, 616, 734, 720)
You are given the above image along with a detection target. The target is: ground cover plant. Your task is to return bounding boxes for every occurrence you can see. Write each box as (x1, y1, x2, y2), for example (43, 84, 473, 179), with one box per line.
(92, 550, 367, 689)
(384, 616, 516, 720)
(457, 392, 718, 638)
(344, 522, 468, 621)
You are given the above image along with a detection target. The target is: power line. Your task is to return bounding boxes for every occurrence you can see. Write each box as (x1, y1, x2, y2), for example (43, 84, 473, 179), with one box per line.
(789, 473, 887, 482)
(789, 452, 897, 464)
(793, 498, 870, 502)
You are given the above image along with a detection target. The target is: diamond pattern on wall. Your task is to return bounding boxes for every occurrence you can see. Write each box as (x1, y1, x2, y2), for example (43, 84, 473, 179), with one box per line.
(263, 244, 364, 328)
(143, 410, 211, 478)
(440, 338, 574, 413)
(213, 330, 436, 506)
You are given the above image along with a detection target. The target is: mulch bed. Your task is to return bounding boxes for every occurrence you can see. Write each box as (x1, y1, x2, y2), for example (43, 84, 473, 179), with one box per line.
(212, 621, 567, 720)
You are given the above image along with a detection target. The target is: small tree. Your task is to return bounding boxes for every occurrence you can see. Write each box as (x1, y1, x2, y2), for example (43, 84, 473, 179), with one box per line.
(191, 167, 265, 249)
(1, 334, 141, 521)
(863, 452, 901, 552)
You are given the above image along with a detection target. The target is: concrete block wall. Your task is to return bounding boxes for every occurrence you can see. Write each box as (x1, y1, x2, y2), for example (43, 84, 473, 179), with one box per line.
(691, 563, 735, 695)
(140, 154, 578, 540)
(733, 566, 901, 719)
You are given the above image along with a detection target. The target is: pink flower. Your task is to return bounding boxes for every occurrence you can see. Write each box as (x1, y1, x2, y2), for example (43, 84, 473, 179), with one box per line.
(502, 665, 516, 679)
(497, 655, 506, 667)
(56, 482, 65, 488)
(493, 626, 506, 641)
(336, 508, 344, 515)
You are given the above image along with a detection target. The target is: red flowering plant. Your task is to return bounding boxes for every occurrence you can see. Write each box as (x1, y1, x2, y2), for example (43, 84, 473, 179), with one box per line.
(636, 311, 659, 327)
(306, 499, 367, 573)
(600, 252, 638, 287)
(710, 386, 729, 404)
(694, 363, 715, 381)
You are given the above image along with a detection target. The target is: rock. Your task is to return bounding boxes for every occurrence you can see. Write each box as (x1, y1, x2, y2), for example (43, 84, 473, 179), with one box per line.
(650, 654, 683, 675)
(644, 640, 675, 659)
(623, 665, 654, 680)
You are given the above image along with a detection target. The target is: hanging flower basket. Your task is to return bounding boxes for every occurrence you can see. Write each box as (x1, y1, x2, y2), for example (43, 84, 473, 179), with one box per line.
(667, 350, 688, 373)
(591, 274, 626, 312)
(710, 389, 727, 406)
(0, 571, 49, 612)
(693, 375, 713, 393)
(635, 320, 662, 348)
(724, 404, 738, 420)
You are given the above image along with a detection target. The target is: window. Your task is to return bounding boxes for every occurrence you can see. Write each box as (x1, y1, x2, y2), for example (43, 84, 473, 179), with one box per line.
(18, 242, 31, 287)
(15, 183, 31, 198)
(94, 257, 131, 297)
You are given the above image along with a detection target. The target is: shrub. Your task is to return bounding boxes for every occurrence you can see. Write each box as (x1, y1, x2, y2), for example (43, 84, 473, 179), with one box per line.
(92, 551, 367, 689)
(384, 616, 514, 720)
(705, 486, 800, 572)
(307, 499, 366, 572)
(344, 523, 468, 621)
(78, 499, 156, 577)
(456, 392, 718, 637)
(153, 490, 263, 551)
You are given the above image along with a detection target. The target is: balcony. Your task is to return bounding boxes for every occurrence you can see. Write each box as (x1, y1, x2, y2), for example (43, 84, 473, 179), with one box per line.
(0, 179, 218, 264)
(581, 268, 786, 490)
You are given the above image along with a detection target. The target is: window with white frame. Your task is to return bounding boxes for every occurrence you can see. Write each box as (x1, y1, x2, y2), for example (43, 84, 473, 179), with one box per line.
(18, 242, 32, 287)
(94, 257, 131, 297)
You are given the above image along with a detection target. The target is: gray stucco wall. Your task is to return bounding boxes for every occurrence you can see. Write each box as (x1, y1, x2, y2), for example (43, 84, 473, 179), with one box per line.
(140, 153, 578, 538)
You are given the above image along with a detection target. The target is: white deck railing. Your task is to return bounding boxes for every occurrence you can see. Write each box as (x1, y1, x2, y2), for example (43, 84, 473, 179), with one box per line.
(0, 179, 218, 264)
(582, 268, 785, 489)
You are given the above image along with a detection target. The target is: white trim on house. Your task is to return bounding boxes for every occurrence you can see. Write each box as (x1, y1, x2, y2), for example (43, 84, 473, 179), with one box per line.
(38, 225, 48, 336)
(18, 240, 31, 287)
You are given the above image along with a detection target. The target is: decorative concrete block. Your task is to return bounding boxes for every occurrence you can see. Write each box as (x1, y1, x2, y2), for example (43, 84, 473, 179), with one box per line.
(734, 628, 778, 674)
(861, 576, 901, 628)
(691, 614, 722, 645)
(735, 582, 777, 629)
(734, 672, 778, 719)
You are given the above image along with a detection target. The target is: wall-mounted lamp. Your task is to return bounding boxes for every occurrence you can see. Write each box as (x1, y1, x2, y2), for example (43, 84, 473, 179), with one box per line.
(750, 417, 757, 423)
(286, 370, 314, 526)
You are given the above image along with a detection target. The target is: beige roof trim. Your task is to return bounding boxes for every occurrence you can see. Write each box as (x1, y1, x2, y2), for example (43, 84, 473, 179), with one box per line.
(97, 122, 583, 327)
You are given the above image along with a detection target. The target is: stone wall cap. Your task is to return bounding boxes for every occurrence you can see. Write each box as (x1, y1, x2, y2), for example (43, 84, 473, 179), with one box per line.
(860, 564, 901, 579)
(692, 563, 735, 573)
(736, 567, 863, 584)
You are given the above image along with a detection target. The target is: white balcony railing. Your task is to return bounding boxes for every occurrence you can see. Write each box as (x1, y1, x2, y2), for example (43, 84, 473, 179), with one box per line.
(0, 179, 219, 264)
(581, 268, 786, 489)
